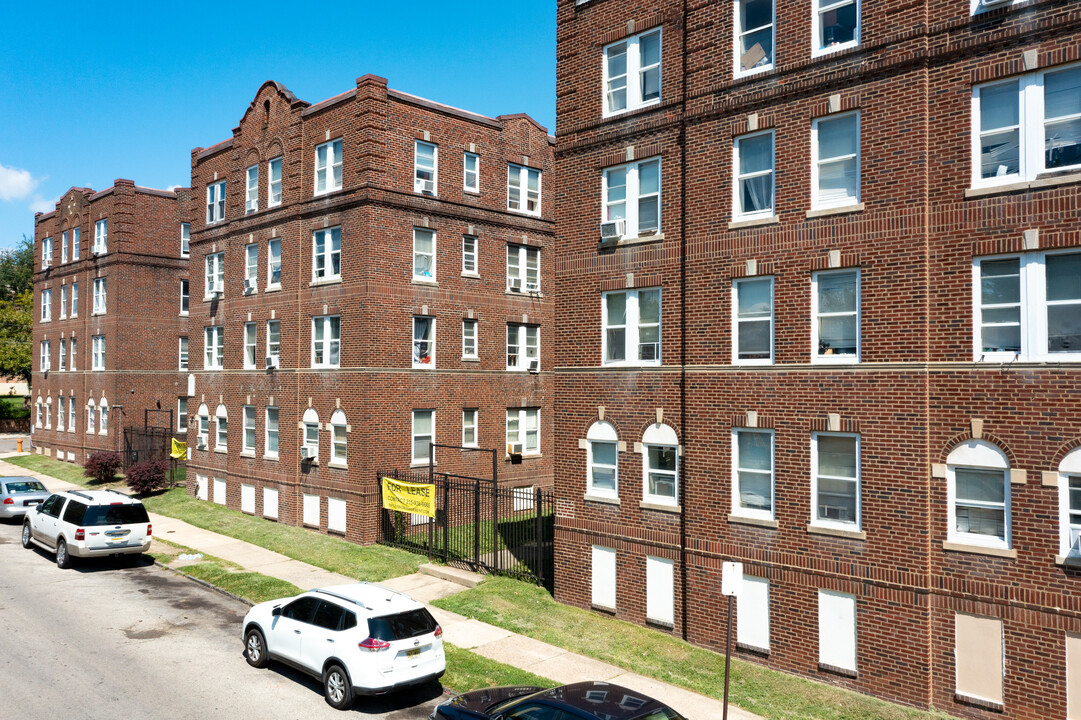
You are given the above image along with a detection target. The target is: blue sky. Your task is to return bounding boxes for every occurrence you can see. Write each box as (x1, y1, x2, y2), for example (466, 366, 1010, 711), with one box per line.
(0, 1, 556, 250)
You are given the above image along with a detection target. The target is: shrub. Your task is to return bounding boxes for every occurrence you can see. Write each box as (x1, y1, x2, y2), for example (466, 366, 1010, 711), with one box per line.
(83, 451, 122, 484)
(126, 459, 170, 495)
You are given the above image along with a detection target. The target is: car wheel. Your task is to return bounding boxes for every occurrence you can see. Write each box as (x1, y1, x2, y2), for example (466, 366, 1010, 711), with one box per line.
(56, 539, 73, 569)
(244, 628, 269, 668)
(323, 664, 354, 710)
(20, 523, 32, 548)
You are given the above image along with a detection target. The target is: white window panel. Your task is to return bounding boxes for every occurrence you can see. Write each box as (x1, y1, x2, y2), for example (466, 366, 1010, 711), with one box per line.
(812, 433, 860, 530)
(71, 282, 78, 316)
(213, 477, 226, 505)
(733, 277, 773, 363)
(206, 181, 225, 224)
(1058, 450, 1081, 558)
(204, 326, 224, 369)
(413, 316, 435, 368)
(463, 152, 479, 193)
(506, 324, 539, 371)
(268, 238, 281, 288)
(60, 285, 66, 319)
(947, 440, 1011, 550)
(196, 474, 208, 501)
(587, 421, 619, 499)
(180, 280, 189, 315)
(603, 288, 661, 366)
(506, 244, 539, 292)
(313, 227, 341, 282)
(462, 319, 477, 359)
(462, 409, 478, 447)
(41, 236, 52, 267)
(738, 575, 771, 651)
(513, 486, 535, 511)
(41, 289, 50, 322)
(507, 163, 542, 215)
(69, 337, 76, 370)
(414, 228, 436, 281)
(812, 112, 860, 209)
(39, 341, 49, 373)
(331, 409, 347, 465)
(733, 131, 775, 219)
(303, 493, 320, 526)
(245, 244, 258, 291)
(266, 320, 280, 366)
(92, 278, 106, 315)
(243, 323, 257, 369)
(315, 139, 343, 195)
(215, 405, 227, 450)
(72, 227, 80, 260)
(58, 339, 66, 371)
(99, 399, 109, 435)
(1067, 632, 1081, 720)
(415, 141, 438, 195)
(733, 429, 774, 520)
(734, 0, 774, 76)
(181, 222, 190, 257)
(177, 397, 187, 432)
(412, 410, 434, 465)
(328, 497, 347, 532)
(241, 484, 255, 514)
(265, 407, 279, 458)
(645, 555, 674, 625)
(242, 405, 255, 453)
(311, 315, 341, 368)
(954, 613, 1004, 705)
(812, 269, 860, 363)
(61, 231, 68, 264)
(268, 157, 282, 207)
(94, 219, 108, 254)
(591, 546, 617, 609)
(603, 158, 660, 239)
(818, 590, 857, 671)
(303, 408, 319, 462)
(56, 396, 65, 431)
(196, 404, 209, 449)
(462, 235, 478, 275)
(506, 408, 540, 455)
(68, 394, 75, 430)
(603, 28, 662, 116)
(245, 164, 258, 213)
(205, 252, 224, 296)
(812, 0, 860, 57)
(178, 336, 189, 370)
(91, 335, 105, 371)
(263, 487, 279, 519)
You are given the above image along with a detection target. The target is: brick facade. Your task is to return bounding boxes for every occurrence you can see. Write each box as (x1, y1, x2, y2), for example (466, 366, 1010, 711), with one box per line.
(553, 1, 1081, 718)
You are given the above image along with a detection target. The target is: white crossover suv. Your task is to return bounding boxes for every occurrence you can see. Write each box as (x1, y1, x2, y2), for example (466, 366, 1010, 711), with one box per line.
(21, 489, 152, 568)
(242, 583, 446, 710)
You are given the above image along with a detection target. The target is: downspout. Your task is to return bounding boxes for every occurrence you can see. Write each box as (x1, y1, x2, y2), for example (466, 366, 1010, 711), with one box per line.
(678, 0, 690, 643)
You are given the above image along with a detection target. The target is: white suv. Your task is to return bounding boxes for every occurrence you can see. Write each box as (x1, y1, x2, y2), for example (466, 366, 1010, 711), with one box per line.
(242, 583, 446, 710)
(21, 489, 152, 568)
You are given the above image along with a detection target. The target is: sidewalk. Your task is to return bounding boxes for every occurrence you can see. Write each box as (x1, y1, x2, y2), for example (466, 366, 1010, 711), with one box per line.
(0, 454, 759, 720)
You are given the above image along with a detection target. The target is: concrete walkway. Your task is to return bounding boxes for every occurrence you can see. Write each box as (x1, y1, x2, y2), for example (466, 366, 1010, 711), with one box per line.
(0, 454, 760, 720)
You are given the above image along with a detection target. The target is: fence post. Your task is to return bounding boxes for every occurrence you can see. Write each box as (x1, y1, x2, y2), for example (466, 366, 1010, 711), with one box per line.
(473, 478, 481, 569)
(492, 449, 499, 573)
(443, 477, 450, 564)
(535, 487, 543, 587)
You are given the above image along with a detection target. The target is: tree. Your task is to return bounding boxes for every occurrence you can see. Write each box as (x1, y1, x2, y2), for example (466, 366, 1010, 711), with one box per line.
(0, 235, 33, 302)
(0, 236, 34, 387)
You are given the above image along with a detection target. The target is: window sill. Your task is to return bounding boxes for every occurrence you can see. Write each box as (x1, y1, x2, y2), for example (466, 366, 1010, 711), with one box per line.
(239, 452, 255, 458)
(737, 642, 770, 657)
(728, 215, 779, 230)
(591, 603, 617, 614)
(262, 454, 278, 461)
(309, 277, 342, 288)
(584, 493, 620, 506)
(328, 462, 348, 470)
(412, 278, 438, 286)
(640, 500, 681, 514)
(942, 540, 1016, 559)
(412, 364, 436, 370)
(954, 693, 1004, 713)
(1054, 554, 1081, 567)
(464, 189, 480, 196)
(266, 285, 281, 293)
(806, 203, 864, 219)
(965, 171, 1081, 199)
(461, 357, 480, 363)
(314, 187, 344, 198)
(598, 232, 664, 250)
(645, 617, 675, 631)
(213, 449, 228, 455)
(728, 514, 778, 529)
(812, 41, 859, 59)
(818, 663, 858, 679)
(505, 453, 542, 461)
(461, 272, 480, 279)
(812, 356, 860, 365)
(807, 523, 866, 541)
(409, 462, 435, 469)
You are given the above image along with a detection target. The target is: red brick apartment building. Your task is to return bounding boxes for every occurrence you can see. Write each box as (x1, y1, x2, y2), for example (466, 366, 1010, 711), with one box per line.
(553, 0, 1081, 718)
(185, 76, 554, 545)
(31, 181, 189, 461)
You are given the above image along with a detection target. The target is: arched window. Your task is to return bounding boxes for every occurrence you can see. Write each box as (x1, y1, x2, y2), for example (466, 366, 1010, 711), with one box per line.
(86, 399, 95, 433)
(45, 397, 52, 429)
(99, 397, 109, 435)
(57, 396, 65, 432)
(1058, 448, 1081, 559)
(330, 409, 347, 465)
(215, 404, 228, 450)
(302, 408, 319, 461)
(35, 396, 42, 428)
(586, 421, 619, 499)
(946, 440, 1010, 549)
(642, 422, 679, 506)
(196, 403, 209, 448)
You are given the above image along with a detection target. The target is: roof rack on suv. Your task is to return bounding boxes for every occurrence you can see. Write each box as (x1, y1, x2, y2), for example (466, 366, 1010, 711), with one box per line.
(68, 490, 94, 501)
(314, 588, 374, 611)
(105, 488, 131, 498)
(360, 580, 409, 603)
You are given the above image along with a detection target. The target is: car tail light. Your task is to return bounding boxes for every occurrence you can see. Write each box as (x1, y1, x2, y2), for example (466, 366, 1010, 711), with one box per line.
(358, 637, 391, 652)
(2, 497, 12, 504)
(434, 625, 443, 639)
(74, 528, 85, 541)
(147, 523, 153, 537)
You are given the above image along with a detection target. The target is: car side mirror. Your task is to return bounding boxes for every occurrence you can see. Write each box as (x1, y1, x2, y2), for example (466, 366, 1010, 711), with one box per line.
(35, 504, 43, 513)
(272, 607, 281, 617)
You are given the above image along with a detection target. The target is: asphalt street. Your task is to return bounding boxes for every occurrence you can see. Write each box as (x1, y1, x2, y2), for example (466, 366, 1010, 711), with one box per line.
(0, 519, 444, 720)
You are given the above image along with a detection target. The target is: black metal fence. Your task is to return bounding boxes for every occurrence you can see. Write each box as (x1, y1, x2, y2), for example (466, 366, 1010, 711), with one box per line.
(122, 427, 182, 470)
(377, 469, 554, 589)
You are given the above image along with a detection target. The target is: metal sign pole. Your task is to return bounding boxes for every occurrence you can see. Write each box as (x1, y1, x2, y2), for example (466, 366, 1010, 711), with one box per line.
(723, 592, 733, 720)
(720, 560, 743, 720)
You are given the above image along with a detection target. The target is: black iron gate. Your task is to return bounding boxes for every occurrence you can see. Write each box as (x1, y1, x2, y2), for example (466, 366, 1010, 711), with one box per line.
(377, 469, 553, 589)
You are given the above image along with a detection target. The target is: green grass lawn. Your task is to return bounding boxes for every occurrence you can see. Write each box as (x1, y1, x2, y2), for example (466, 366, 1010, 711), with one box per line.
(435, 577, 959, 720)
(443, 643, 557, 694)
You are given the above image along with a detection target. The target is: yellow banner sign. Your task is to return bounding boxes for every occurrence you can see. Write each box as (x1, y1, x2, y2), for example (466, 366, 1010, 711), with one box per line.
(382, 477, 436, 518)
(170, 439, 187, 459)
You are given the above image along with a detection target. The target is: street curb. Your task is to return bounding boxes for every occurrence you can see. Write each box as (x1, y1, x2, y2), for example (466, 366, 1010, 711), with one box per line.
(152, 559, 255, 607)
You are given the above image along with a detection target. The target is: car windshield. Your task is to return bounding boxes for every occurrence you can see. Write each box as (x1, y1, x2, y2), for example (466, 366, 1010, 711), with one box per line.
(485, 688, 546, 715)
(5, 481, 46, 494)
(367, 608, 438, 641)
(80, 504, 150, 526)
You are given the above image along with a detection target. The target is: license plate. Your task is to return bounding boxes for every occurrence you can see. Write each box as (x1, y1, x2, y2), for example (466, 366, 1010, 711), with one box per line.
(406, 648, 421, 658)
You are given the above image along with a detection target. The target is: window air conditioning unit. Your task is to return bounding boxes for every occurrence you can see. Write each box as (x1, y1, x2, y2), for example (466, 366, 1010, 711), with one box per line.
(639, 342, 660, 361)
(507, 442, 524, 455)
(212, 288, 223, 298)
(196, 442, 207, 451)
(528, 359, 540, 374)
(265, 356, 279, 370)
(508, 278, 522, 292)
(525, 282, 540, 294)
(600, 219, 626, 241)
(415, 178, 435, 195)
(244, 278, 256, 292)
(300, 446, 313, 460)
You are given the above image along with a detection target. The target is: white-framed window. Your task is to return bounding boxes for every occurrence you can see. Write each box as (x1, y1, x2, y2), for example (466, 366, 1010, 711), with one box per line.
(462, 409, 478, 447)
(180, 280, 189, 315)
(506, 408, 540, 455)
(91, 335, 105, 371)
(56, 395, 65, 432)
(1057, 449, 1081, 558)
(463, 152, 479, 193)
(506, 324, 539, 371)
(311, 315, 340, 368)
(244, 244, 258, 292)
(45, 396, 52, 429)
(734, 0, 774, 76)
(974, 251, 1081, 362)
(507, 163, 541, 215)
(733, 429, 774, 520)
(266, 320, 280, 366)
(268, 238, 281, 288)
(812, 432, 860, 530)
(206, 181, 225, 224)
(58, 339, 66, 371)
(818, 590, 857, 672)
(244, 322, 257, 368)
(39, 341, 49, 372)
(61, 231, 68, 264)
(204, 326, 224, 369)
(413, 228, 436, 281)
(954, 613, 1004, 706)
(83, 399, 93, 434)
(586, 421, 619, 499)
(947, 440, 1011, 550)
(41, 289, 51, 322)
(98, 397, 108, 435)
(196, 403, 209, 449)
(738, 575, 771, 652)
(268, 157, 282, 207)
(59, 285, 67, 319)
(242, 405, 255, 454)
(72, 227, 79, 260)
(812, 112, 861, 210)
(302, 492, 320, 525)
(265, 407, 279, 458)
(506, 244, 539, 292)
(181, 222, 190, 257)
(642, 422, 678, 505)
(69, 337, 76, 370)
(645, 555, 675, 626)
(462, 235, 478, 275)
(412, 409, 434, 465)
(462, 319, 478, 359)
(35, 397, 42, 427)
(245, 164, 258, 213)
(812, 269, 860, 362)
(414, 140, 437, 195)
(263, 486, 279, 518)
(178, 336, 189, 370)
(94, 219, 108, 254)
(812, 0, 860, 57)
(330, 409, 347, 465)
(603, 27, 662, 116)
(733, 277, 773, 364)
(41, 236, 52, 267)
(205, 252, 224, 296)
(413, 316, 435, 368)
(177, 397, 187, 432)
(733, 130, 775, 219)
(71, 282, 78, 316)
(215, 404, 228, 450)
(602, 288, 661, 366)
(591, 545, 617, 609)
(603, 158, 660, 239)
(92, 278, 106, 315)
(314, 138, 343, 195)
(312, 227, 341, 282)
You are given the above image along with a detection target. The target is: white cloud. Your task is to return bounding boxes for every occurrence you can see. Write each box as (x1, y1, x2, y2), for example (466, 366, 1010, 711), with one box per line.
(166, 184, 182, 192)
(0, 163, 40, 202)
(29, 195, 54, 213)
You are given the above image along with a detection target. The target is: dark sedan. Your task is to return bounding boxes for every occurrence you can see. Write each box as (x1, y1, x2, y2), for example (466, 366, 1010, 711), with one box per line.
(0, 477, 49, 519)
(429, 681, 686, 720)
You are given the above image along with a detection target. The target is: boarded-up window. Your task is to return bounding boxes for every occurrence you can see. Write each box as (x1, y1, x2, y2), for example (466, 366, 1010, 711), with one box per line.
(646, 555, 674, 625)
(1068, 633, 1081, 720)
(240, 484, 255, 514)
(303, 493, 320, 527)
(592, 546, 616, 609)
(738, 576, 770, 652)
(818, 589, 857, 671)
(196, 474, 208, 501)
(213, 478, 226, 505)
(955, 613, 1003, 706)
(328, 497, 347, 533)
(263, 487, 278, 520)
